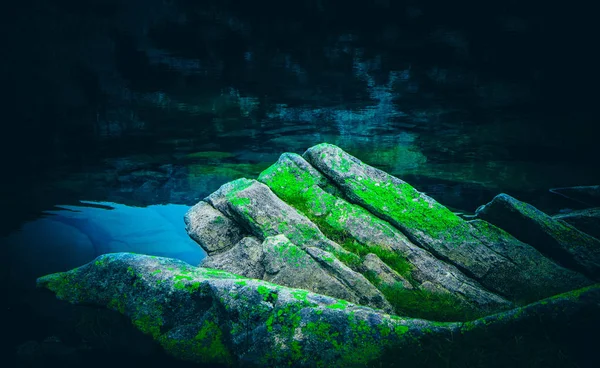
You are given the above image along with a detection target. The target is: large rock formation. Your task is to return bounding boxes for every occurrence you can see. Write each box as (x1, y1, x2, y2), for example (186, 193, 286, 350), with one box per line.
(186, 144, 593, 321)
(37, 143, 600, 366)
(37, 253, 600, 367)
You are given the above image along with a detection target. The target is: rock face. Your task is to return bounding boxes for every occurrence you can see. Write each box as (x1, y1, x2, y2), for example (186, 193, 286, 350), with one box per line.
(37, 253, 600, 368)
(187, 144, 592, 321)
(475, 193, 600, 280)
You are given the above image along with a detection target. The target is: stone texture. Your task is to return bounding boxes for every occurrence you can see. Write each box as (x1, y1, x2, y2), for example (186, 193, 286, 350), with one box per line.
(258, 152, 511, 311)
(37, 253, 600, 368)
(200, 236, 265, 279)
(204, 178, 344, 253)
(302, 143, 592, 300)
(184, 201, 244, 255)
(361, 253, 413, 290)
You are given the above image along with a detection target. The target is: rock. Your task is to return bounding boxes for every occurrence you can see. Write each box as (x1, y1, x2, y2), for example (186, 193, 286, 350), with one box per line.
(468, 219, 591, 300)
(550, 185, 600, 207)
(200, 236, 265, 279)
(302, 143, 591, 300)
(303, 246, 392, 312)
(257, 152, 511, 313)
(37, 253, 600, 368)
(202, 234, 382, 309)
(553, 208, 600, 240)
(184, 201, 245, 255)
(204, 178, 344, 253)
(201, 177, 394, 309)
(262, 235, 380, 309)
(475, 193, 600, 279)
(361, 253, 412, 289)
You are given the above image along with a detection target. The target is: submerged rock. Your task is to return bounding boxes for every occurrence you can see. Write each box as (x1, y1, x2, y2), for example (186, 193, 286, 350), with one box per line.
(550, 185, 600, 207)
(37, 253, 600, 367)
(475, 193, 600, 280)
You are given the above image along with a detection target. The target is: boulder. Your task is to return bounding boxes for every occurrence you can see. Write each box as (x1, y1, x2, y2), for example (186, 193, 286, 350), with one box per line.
(192, 181, 391, 312)
(257, 152, 511, 313)
(302, 144, 591, 300)
(475, 193, 600, 279)
(37, 253, 600, 368)
(204, 178, 344, 253)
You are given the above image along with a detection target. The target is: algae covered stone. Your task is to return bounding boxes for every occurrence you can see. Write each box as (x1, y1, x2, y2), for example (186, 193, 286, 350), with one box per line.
(258, 152, 511, 313)
(302, 143, 592, 301)
(37, 253, 600, 367)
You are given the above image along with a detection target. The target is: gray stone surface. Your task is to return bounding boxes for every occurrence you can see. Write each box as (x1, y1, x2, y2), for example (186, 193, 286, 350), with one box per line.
(200, 236, 265, 279)
(184, 201, 244, 255)
(258, 152, 511, 311)
(37, 253, 600, 368)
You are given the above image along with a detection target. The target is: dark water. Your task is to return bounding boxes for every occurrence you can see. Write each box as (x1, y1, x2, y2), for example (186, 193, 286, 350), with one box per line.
(2, 0, 599, 366)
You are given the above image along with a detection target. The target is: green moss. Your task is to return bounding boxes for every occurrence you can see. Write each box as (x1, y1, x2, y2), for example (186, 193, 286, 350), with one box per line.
(257, 285, 279, 303)
(159, 319, 233, 365)
(258, 155, 413, 278)
(271, 240, 310, 268)
(261, 302, 308, 365)
(108, 294, 127, 314)
(291, 289, 310, 302)
(326, 300, 348, 310)
(133, 314, 163, 339)
(193, 320, 233, 363)
(347, 174, 468, 246)
(229, 195, 251, 207)
(258, 153, 480, 320)
(380, 282, 482, 322)
(300, 314, 406, 366)
(199, 268, 245, 279)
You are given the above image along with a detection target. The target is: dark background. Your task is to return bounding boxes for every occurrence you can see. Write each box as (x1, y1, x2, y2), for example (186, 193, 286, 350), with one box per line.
(1, 1, 599, 367)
